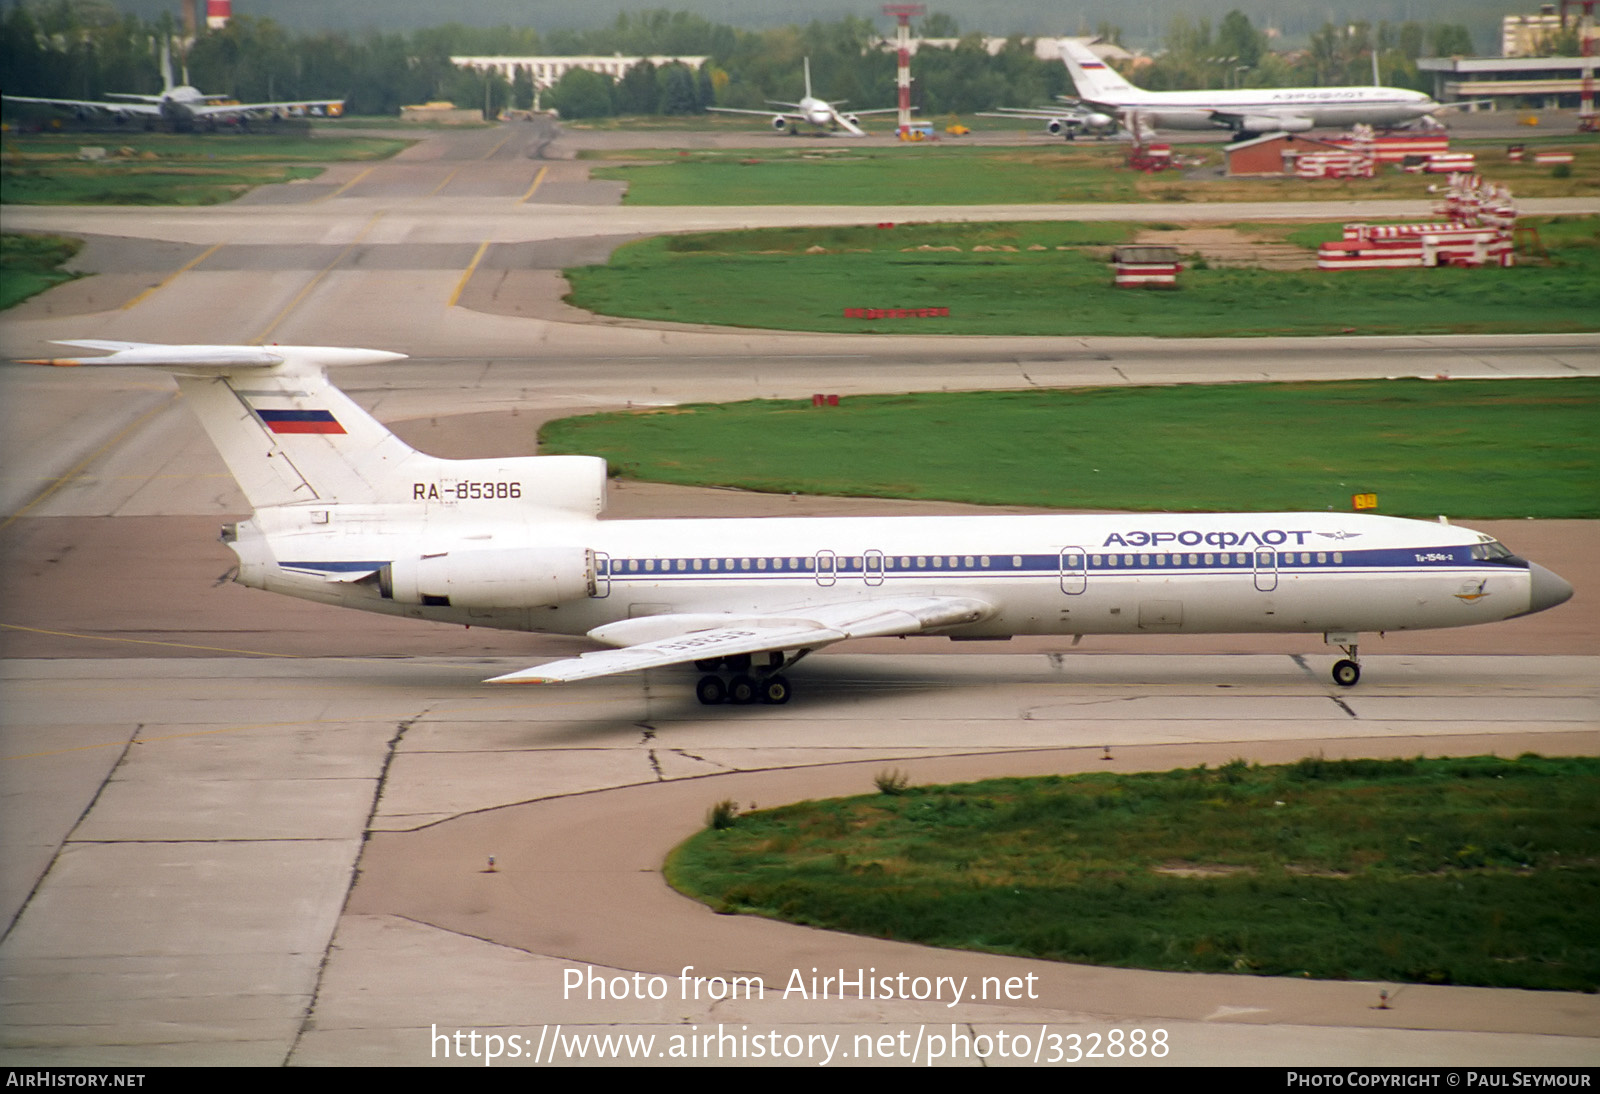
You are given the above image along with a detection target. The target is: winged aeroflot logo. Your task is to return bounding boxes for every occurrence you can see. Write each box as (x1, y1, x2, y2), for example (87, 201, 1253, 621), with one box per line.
(1455, 580, 1491, 603)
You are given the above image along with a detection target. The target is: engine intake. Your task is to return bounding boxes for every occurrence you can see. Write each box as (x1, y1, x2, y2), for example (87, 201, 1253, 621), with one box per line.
(379, 547, 594, 609)
(1238, 114, 1312, 134)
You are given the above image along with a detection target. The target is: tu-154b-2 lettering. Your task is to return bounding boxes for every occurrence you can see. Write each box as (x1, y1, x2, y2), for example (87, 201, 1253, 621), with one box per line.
(27, 342, 1574, 705)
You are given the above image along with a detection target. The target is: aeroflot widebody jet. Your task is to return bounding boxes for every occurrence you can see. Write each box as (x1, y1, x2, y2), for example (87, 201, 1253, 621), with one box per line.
(31, 342, 1573, 705)
(1060, 38, 1442, 137)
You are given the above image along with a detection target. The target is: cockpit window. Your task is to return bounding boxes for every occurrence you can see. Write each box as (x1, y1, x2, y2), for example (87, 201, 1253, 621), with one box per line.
(1470, 541, 1515, 561)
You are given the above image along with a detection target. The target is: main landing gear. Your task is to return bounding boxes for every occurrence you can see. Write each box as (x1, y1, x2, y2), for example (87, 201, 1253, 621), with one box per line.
(694, 651, 807, 706)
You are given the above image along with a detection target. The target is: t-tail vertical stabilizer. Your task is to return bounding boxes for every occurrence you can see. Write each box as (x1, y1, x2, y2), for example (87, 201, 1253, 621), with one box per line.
(26, 341, 608, 517)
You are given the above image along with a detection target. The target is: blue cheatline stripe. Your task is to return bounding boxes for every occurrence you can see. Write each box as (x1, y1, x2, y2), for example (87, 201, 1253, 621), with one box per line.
(282, 561, 387, 573)
(595, 548, 1525, 579)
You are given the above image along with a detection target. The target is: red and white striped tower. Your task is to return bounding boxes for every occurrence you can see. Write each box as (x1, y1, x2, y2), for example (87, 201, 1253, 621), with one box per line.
(883, 4, 923, 138)
(206, 0, 231, 29)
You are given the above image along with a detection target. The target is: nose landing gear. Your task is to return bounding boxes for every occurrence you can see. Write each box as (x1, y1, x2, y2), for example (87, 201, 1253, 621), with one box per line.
(1323, 632, 1363, 687)
(1331, 656, 1361, 687)
(1327, 634, 1362, 687)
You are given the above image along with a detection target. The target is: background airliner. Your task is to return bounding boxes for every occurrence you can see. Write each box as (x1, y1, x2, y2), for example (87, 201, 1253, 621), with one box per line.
(27, 342, 1573, 705)
(4, 40, 343, 129)
(1059, 38, 1443, 138)
(707, 57, 899, 136)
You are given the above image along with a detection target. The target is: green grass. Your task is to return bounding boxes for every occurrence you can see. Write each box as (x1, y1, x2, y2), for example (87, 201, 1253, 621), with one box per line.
(539, 378, 1600, 519)
(666, 755, 1600, 992)
(590, 144, 1148, 205)
(0, 232, 83, 309)
(0, 131, 410, 205)
(589, 141, 1600, 206)
(563, 216, 1600, 338)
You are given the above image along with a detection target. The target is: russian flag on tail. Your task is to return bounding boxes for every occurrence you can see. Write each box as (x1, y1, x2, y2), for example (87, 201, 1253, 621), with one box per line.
(255, 408, 346, 434)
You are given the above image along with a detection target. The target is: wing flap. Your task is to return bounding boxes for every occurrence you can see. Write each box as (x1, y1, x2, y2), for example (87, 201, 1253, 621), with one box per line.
(485, 595, 990, 685)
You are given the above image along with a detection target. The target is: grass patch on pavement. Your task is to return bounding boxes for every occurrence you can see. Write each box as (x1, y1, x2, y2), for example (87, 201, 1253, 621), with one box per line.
(0, 131, 409, 204)
(0, 232, 83, 309)
(539, 378, 1600, 519)
(666, 755, 1600, 991)
(563, 216, 1600, 338)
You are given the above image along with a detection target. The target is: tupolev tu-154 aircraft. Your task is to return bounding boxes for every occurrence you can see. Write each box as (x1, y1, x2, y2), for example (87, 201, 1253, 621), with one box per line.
(28, 342, 1574, 705)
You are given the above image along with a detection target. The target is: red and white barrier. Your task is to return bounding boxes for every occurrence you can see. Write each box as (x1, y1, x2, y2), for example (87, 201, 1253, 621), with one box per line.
(1334, 127, 1451, 163)
(1295, 152, 1374, 179)
(1113, 263, 1182, 287)
(1322, 172, 1517, 272)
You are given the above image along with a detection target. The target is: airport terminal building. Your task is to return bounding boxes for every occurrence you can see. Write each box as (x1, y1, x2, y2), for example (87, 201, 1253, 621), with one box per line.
(1418, 55, 1597, 110)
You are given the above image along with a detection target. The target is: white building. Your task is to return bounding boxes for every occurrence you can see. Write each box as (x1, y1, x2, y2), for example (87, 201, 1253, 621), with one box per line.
(451, 55, 708, 92)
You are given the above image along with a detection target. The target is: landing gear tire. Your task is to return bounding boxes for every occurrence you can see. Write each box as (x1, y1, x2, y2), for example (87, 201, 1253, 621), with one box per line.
(695, 675, 728, 705)
(1332, 659, 1361, 687)
(759, 674, 791, 705)
(727, 674, 758, 705)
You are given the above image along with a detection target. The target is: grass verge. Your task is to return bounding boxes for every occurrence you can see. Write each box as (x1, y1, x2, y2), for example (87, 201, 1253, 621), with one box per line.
(563, 216, 1600, 338)
(666, 755, 1600, 991)
(539, 378, 1600, 519)
(0, 131, 410, 205)
(0, 233, 83, 309)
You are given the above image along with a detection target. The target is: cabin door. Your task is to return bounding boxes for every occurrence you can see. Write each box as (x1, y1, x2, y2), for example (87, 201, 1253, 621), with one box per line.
(863, 549, 885, 586)
(1059, 547, 1087, 595)
(1253, 549, 1278, 592)
(815, 549, 837, 587)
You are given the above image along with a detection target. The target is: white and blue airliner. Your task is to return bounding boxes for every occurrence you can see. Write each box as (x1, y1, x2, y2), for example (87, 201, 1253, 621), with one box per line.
(30, 342, 1574, 705)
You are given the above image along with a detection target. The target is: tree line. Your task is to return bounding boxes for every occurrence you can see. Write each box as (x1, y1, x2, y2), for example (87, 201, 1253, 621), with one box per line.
(0, 3, 1483, 121)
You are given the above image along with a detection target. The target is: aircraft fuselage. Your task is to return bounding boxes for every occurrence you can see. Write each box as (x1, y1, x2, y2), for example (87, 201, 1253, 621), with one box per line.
(235, 507, 1565, 642)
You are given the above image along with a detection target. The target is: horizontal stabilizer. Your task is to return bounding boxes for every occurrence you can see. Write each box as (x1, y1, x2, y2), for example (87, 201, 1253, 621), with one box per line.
(25, 341, 405, 372)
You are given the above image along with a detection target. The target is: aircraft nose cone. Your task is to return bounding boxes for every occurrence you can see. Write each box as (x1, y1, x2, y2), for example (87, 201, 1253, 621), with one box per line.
(1528, 563, 1574, 615)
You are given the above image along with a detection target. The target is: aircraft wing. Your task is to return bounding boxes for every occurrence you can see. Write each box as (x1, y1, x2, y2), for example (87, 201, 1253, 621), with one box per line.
(485, 594, 990, 684)
(188, 99, 344, 119)
(707, 106, 803, 119)
(1427, 100, 1492, 114)
(3, 94, 161, 118)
